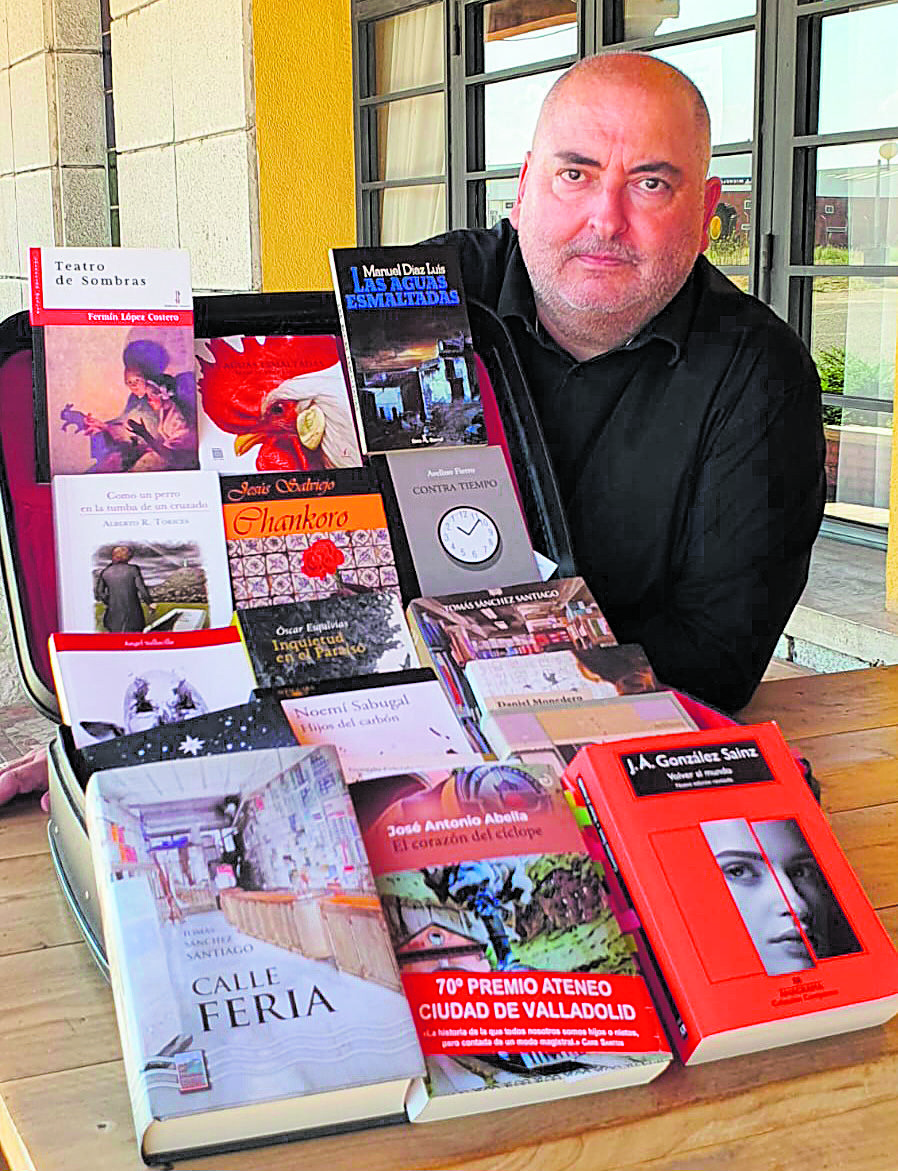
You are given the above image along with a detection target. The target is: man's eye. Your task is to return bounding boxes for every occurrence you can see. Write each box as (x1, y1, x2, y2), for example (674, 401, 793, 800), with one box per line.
(638, 177, 668, 192)
(560, 169, 584, 182)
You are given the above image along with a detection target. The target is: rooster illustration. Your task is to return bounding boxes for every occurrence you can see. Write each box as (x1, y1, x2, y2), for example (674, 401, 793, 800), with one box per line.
(196, 335, 362, 471)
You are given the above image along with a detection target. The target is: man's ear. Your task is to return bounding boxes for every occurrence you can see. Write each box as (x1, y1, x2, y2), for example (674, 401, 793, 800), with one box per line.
(700, 176, 723, 252)
(508, 153, 531, 229)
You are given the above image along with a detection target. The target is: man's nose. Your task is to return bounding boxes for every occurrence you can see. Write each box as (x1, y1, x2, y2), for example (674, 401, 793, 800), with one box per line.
(585, 181, 628, 239)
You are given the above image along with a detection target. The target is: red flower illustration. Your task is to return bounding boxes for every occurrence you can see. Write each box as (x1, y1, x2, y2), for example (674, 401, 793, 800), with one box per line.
(301, 538, 345, 579)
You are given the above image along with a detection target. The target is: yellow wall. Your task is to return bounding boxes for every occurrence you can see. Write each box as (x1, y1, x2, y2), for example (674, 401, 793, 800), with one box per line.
(252, 0, 356, 291)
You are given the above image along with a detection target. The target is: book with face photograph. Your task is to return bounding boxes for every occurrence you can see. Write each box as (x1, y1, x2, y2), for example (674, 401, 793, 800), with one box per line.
(329, 245, 487, 455)
(29, 246, 198, 481)
(564, 721, 898, 1065)
(86, 744, 424, 1162)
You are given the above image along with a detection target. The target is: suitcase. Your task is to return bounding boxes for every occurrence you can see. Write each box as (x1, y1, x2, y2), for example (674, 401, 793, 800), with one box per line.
(0, 290, 579, 975)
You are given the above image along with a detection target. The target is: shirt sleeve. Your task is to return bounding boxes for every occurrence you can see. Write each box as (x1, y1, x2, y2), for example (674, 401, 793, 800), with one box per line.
(614, 339, 826, 714)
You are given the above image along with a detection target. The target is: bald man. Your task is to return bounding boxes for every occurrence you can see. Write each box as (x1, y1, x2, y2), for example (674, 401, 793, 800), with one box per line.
(431, 52, 825, 713)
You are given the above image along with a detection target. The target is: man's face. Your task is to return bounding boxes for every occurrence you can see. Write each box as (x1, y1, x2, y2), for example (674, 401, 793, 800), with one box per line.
(510, 64, 721, 344)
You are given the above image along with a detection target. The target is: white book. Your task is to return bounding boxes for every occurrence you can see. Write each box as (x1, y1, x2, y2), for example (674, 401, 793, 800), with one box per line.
(53, 469, 233, 633)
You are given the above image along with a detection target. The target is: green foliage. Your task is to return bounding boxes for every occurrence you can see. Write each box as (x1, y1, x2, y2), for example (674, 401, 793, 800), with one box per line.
(815, 345, 891, 428)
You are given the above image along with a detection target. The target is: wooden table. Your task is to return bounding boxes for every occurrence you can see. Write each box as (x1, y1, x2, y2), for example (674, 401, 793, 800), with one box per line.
(1, 668, 897, 1170)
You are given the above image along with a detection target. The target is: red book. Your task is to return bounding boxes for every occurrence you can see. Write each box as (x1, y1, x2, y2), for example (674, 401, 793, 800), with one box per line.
(564, 721, 898, 1064)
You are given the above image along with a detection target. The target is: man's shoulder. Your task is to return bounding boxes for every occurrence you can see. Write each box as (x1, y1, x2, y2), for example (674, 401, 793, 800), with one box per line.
(422, 220, 519, 306)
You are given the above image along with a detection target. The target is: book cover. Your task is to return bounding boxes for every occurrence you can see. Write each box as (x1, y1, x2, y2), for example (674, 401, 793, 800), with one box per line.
(53, 469, 233, 634)
(565, 722, 898, 1064)
(480, 691, 697, 773)
(29, 246, 198, 479)
(221, 468, 409, 607)
(76, 695, 296, 784)
(329, 245, 487, 455)
(349, 762, 671, 1121)
(280, 674, 481, 781)
(86, 744, 424, 1162)
(237, 590, 417, 689)
(465, 644, 659, 716)
(195, 334, 362, 473)
(49, 628, 257, 749)
(384, 446, 538, 597)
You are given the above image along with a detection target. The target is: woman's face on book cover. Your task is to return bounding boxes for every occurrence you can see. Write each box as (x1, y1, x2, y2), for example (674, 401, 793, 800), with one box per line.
(702, 817, 827, 975)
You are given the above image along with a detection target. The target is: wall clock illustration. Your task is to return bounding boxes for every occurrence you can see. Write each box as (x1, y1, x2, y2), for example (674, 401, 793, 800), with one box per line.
(437, 506, 502, 568)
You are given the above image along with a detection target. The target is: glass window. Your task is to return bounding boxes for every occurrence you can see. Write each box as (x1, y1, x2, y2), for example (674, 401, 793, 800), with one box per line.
(818, 4, 898, 137)
(485, 176, 520, 226)
(814, 142, 898, 266)
(372, 2, 444, 95)
(623, 0, 754, 40)
(379, 185, 447, 244)
(652, 31, 755, 146)
(483, 67, 565, 169)
(376, 94, 445, 181)
(708, 153, 752, 268)
(479, 0, 577, 72)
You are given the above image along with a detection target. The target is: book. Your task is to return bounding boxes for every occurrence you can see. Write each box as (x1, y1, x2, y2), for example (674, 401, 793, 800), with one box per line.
(383, 446, 538, 597)
(195, 334, 362, 472)
(348, 762, 672, 1121)
(49, 628, 257, 749)
(565, 722, 898, 1064)
(53, 469, 233, 633)
(237, 590, 417, 689)
(85, 744, 425, 1162)
(480, 691, 697, 773)
(29, 246, 198, 479)
(279, 671, 482, 780)
(74, 695, 297, 786)
(329, 244, 486, 454)
(221, 468, 409, 608)
(464, 644, 659, 716)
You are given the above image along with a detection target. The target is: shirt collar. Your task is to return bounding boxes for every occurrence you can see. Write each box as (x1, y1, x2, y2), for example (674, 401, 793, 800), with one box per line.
(495, 228, 701, 367)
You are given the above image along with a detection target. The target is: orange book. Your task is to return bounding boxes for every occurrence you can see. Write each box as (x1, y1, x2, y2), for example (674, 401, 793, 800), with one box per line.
(564, 721, 898, 1064)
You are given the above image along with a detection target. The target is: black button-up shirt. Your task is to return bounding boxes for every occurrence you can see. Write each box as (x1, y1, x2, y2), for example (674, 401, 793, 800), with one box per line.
(431, 220, 826, 712)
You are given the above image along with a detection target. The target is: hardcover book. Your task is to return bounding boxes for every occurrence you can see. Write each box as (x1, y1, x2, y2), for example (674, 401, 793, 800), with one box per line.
(86, 744, 425, 1163)
(480, 691, 697, 773)
(195, 334, 362, 473)
(279, 672, 481, 781)
(53, 469, 233, 633)
(565, 722, 898, 1064)
(29, 246, 198, 479)
(349, 762, 672, 1121)
(329, 244, 486, 454)
(49, 628, 257, 749)
(237, 590, 417, 689)
(464, 644, 659, 716)
(221, 468, 408, 608)
(384, 445, 538, 597)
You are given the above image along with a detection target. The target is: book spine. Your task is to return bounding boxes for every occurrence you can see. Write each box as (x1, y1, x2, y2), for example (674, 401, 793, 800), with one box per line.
(328, 251, 369, 456)
(31, 324, 51, 482)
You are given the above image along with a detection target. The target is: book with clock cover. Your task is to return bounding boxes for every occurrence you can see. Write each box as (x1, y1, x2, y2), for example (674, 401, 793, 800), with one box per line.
(383, 445, 538, 597)
(220, 468, 410, 608)
(85, 743, 425, 1163)
(29, 246, 198, 480)
(195, 333, 362, 473)
(329, 244, 486, 455)
(236, 589, 417, 689)
(49, 627, 257, 749)
(53, 468, 233, 634)
(564, 722, 898, 1065)
(348, 761, 672, 1121)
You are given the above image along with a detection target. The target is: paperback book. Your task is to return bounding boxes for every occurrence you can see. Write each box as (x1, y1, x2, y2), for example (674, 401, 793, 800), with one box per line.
(237, 589, 417, 689)
(49, 627, 257, 749)
(565, 722, 898, 1064)
(384, 445, 538, 597)
(349, 762, 672, 1121)
(221, 468, 408, 608)
(30, 246, 198, 480)
(53, 469, 233, 633)
(329, 244, 486, 454)
(195, 334, 362, 473)
(86, 744, 424, 1162)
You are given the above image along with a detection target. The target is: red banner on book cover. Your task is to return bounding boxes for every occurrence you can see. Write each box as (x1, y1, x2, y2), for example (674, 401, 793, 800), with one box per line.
(400, 971, 663, 1056)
